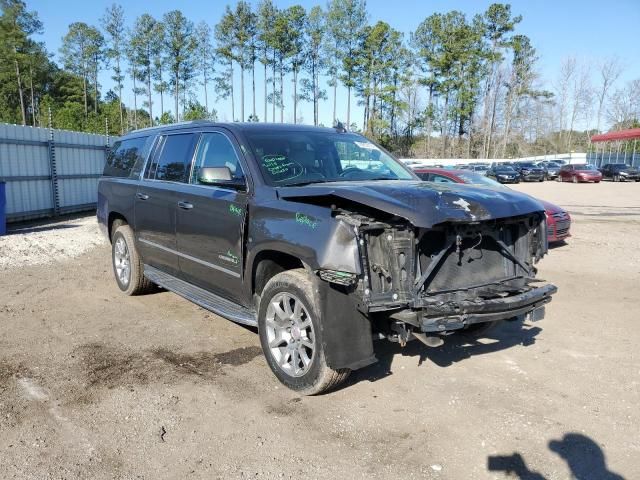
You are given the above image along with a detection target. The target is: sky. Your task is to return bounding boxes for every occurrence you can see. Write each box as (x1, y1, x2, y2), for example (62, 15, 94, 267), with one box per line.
(28, 0, 640, 130)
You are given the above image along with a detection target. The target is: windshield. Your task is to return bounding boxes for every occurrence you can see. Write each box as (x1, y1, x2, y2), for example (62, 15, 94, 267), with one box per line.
(575, 164, 598, 171)
(457, 172, 506, 188)
(495, 166, 516, 172)
(244, 131, 415, 186)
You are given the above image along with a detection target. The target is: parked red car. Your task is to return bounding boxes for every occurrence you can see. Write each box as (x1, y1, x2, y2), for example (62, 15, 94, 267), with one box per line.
(558, 164, 602, 183)
(414, 168, 571, 243)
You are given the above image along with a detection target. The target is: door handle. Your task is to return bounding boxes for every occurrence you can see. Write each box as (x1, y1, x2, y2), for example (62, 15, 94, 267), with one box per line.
(178, 201, 194, 210)
(136, 192, 149, 200)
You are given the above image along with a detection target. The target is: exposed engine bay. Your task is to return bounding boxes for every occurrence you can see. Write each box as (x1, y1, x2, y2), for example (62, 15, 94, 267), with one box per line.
(337, 209, 556, 345)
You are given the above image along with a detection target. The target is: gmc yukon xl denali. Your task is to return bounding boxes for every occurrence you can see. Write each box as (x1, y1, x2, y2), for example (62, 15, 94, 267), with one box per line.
(97, 122, 557, 394)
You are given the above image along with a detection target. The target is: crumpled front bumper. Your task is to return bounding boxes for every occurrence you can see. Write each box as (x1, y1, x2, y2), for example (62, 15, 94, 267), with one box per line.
(418, 283, 557, 332)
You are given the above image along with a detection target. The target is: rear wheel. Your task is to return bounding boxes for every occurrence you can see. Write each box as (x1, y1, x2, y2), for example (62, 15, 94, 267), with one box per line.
(111, 224, 154, 295)
(258, 269, 350, 395)
(614, 174, 620, 182)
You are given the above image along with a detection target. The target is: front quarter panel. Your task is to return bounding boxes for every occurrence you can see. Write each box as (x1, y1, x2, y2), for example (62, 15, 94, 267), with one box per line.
(247, 200, 361, 275)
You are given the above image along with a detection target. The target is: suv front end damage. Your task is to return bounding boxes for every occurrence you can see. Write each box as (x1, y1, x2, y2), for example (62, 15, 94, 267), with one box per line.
(278, 180, 557, 366)
(345, 210, 556, 344)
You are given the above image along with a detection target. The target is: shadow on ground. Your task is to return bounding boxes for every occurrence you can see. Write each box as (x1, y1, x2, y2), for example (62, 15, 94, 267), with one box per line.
(350, 317, 541, 386)
(487, 433, 625, 479)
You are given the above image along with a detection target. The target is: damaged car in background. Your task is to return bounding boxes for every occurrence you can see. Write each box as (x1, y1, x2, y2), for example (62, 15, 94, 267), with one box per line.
(98, 122, 557, 395)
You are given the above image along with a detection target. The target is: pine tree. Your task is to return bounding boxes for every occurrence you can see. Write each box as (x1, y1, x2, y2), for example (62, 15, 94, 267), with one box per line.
(301, 6, 327, 126)
(162, 10, 196, 123)
(326, 0, 368, 127)
(195, 21, 215, 115)
(101, 3, 125, 132)
(0, 0, 43, 125)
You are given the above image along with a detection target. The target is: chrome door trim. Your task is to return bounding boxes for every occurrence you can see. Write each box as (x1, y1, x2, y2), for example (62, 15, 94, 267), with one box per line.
(138, 237, 241, 278)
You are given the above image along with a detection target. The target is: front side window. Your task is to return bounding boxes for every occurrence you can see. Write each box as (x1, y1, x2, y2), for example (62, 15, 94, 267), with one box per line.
(191, 132, 244, 185)
(151, 134, 196, 182)
(244, 131, 415, 186)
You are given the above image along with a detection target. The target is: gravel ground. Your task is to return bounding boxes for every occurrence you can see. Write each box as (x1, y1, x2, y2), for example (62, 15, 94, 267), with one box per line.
(0, 181, 638, 479)
(0, 215, 105, 269)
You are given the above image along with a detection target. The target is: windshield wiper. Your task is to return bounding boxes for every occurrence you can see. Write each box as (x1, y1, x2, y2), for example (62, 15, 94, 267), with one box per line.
(281, 180, 327, 187)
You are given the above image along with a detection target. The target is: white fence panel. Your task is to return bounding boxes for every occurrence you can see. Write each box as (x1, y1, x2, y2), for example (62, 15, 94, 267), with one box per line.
(0, 123, 109, 222)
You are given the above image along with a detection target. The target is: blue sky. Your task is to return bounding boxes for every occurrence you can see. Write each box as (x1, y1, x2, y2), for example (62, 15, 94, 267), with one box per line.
(29, 0, 640, 128)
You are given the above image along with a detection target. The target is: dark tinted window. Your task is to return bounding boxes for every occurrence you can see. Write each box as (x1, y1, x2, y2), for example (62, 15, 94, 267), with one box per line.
(191, 133, 244, 184)
(103, 137, 148, 178)
(152, 134, 196, 182)
(416, 172, 430, 181)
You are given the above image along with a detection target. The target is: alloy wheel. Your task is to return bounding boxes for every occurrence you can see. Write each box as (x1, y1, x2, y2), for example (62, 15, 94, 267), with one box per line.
(114, 236, 131, 287)
(265, 293, 315, 377)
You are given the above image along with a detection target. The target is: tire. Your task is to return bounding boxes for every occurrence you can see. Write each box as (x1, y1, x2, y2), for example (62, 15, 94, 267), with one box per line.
(258, 269, 350, 395)
(111, 224, 154, 296)
(614, 174, 619, 182)
(572, 175, 578, 184)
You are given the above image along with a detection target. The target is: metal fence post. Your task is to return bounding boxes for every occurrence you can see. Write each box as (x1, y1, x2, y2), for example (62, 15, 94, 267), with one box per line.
(47, 107, 60, 217)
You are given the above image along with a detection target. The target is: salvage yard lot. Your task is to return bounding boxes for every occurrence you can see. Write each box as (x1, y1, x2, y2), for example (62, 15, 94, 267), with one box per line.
(1, 181, 639, 479)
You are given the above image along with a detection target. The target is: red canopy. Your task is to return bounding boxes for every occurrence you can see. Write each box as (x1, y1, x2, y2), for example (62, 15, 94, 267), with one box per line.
(591, 128, 640, 143)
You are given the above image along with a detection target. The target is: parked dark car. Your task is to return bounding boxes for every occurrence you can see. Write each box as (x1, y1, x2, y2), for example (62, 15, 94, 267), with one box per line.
(536, 161, 562, 180)
(414, 169, 571, 243)
(98, 121, 556, 394)
(599, 163, 640, 182)
(514, 162, 545, 182)
(487, 164, 520, 183)
(558, 164, 602, 183)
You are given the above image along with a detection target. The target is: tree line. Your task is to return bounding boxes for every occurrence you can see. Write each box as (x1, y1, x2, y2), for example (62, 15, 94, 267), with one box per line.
(0, 0, 638, 158)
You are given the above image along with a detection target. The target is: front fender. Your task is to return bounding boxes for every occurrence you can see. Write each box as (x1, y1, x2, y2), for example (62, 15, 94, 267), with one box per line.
(247, 201, 361, 274)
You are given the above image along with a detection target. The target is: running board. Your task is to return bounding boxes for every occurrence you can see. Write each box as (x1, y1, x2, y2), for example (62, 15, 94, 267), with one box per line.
(144, 265, 257, 327)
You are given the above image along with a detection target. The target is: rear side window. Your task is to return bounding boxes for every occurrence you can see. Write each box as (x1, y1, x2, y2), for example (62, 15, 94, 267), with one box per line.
(103, 137, 148, 178)
(149, 133, 196, 182)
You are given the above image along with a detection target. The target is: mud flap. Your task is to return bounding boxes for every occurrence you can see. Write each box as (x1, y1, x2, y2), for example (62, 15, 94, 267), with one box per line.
(315, 278, 377, 371)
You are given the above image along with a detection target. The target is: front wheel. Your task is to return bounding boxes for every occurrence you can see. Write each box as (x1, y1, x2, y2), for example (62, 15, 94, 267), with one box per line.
(258, 269, 350, 395)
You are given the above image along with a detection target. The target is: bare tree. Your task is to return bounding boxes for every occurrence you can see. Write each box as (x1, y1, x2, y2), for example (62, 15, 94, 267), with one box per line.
(607, 79, 640, 129)
(554, 56, 576, 149)
(595, 57, 623, 133)
(566, 60, 592, 151)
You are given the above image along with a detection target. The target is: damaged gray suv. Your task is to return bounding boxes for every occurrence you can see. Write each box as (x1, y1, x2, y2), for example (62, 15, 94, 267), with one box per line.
(97, 122, 556, 394)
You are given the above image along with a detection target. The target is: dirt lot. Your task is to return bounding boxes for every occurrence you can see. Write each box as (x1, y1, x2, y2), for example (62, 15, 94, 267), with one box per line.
(1, 181, 639, 479)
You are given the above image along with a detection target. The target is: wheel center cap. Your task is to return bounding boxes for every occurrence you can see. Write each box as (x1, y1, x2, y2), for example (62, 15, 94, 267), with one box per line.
(291, 326, 301, 340)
